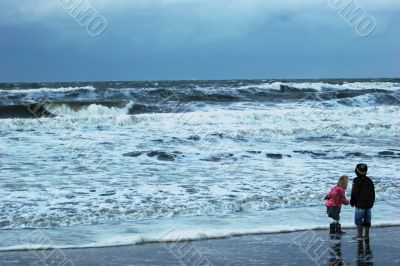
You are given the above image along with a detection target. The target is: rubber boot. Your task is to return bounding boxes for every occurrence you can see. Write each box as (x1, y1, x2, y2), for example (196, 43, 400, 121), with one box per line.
(335, 223, 345, 234)
(355, 225, 363, 240)
(364, 226, 370, 239)
(365, 239, 372, 257)
(330, 223, 336, 234)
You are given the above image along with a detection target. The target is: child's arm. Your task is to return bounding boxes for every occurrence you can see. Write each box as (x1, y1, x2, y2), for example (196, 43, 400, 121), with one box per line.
(343, 197, 350, 205)
(324, 192, 331, 200)
(339, 189, 350, 205)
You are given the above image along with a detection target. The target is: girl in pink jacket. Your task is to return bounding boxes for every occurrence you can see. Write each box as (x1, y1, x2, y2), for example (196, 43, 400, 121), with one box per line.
(325, 175, 350, 234)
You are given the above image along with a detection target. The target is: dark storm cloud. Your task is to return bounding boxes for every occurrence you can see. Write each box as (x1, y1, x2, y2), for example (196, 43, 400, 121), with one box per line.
(0, 0, 398, 81)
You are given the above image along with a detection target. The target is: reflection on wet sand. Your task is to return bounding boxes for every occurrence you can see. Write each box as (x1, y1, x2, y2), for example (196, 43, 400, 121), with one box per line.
(329, 235, 345, 266)
(357, 239, 373, 266)
(328, 234, 374, 266)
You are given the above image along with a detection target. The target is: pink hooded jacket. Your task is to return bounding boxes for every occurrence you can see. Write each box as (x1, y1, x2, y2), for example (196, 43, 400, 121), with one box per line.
(324, 186, 349, 208)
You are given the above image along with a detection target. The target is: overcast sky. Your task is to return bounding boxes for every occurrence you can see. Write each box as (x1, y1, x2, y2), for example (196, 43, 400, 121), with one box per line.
(0, 0, 399, 82)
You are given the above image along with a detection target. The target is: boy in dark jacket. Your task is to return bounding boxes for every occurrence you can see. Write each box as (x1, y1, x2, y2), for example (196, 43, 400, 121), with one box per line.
(350, 164, 375, 239)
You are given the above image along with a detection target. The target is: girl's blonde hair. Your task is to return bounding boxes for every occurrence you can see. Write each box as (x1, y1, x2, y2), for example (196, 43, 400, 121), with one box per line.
(337, 175, 349, 190)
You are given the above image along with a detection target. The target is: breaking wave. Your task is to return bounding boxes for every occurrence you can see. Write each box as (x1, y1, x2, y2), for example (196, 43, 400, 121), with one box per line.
(0, 80, 399, 119)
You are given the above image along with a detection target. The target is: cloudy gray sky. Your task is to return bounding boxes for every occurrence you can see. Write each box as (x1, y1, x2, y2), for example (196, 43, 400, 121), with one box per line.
(0, 0, 399, 82)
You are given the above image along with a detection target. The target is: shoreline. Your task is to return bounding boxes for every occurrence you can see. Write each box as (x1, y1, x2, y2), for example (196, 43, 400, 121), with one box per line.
(0, 201, 400, 253)
(2, 223, 400, 252)
(2, 200, 400, 253)
(1, 226, 399, 265)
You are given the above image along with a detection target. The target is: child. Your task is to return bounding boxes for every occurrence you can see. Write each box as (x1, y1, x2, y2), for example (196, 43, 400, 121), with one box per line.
(350, 163, 375, 240)
(325, 175, 350, 234)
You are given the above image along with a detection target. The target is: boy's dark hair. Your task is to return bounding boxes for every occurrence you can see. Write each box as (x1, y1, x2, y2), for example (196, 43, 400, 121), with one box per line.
(355, 163, 368, 177)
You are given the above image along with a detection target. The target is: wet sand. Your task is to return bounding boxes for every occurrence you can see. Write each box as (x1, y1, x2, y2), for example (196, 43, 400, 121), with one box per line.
(1, 226, 399, 266)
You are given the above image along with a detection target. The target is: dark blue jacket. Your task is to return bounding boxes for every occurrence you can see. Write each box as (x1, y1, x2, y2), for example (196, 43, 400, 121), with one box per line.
(350, 175, 375, 209)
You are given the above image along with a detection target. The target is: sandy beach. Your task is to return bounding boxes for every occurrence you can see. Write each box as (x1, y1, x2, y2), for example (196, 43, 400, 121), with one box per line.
(0, 226, 398, 266)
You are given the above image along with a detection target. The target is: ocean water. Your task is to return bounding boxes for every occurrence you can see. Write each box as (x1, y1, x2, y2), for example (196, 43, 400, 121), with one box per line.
(1, 79, 400, 250)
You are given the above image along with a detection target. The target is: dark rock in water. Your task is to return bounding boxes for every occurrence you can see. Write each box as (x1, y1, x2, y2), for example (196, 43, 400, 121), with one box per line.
(99, 191, 116, 196)
(293, 150, 326, 157)
(211, 133, 224, 138)
(157, 153, 175, 161)
(347, 152, 365, 157)
(247, 151, 262, 154)
(147, 151, 176, 161)
(125, 150, 180, 161)
(378, 151, 395, 156)
(202, 156, 222, 162)
(147, 151, 160, 157)
(188, 135, 201, 141)
(266, 153, 283, 159)
(201, 153, 235, 162)
(123, 151, 144, 157)
(99, 142, 113, 145)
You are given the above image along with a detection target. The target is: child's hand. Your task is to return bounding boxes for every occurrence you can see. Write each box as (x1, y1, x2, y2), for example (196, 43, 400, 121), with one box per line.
(324, 194, 331, 200)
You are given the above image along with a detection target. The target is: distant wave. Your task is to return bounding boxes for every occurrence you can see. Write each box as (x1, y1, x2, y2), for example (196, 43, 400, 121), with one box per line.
(0, 101, 182, 119)
(0, 91, 399, 119)
(0, 81, 399, 117)
(1, 79, 399, 91)
(1, 105, 398, 141)
(0, 85, 96, 94)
